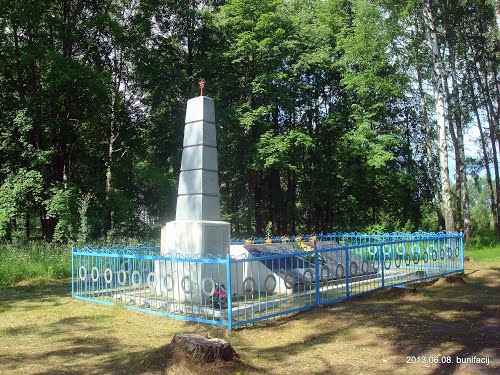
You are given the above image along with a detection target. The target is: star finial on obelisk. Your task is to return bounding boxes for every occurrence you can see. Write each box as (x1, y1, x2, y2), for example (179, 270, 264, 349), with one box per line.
(198, 80, 205, 96)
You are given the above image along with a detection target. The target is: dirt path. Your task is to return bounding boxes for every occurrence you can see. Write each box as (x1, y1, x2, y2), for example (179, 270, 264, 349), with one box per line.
(0, 261, 498, 375)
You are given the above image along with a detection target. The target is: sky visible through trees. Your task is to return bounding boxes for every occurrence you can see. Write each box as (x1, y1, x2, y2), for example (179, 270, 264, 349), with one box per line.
(0, 0, 498, 244)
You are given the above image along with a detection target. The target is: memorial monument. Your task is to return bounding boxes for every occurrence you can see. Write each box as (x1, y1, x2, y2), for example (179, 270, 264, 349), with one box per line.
(157, 83, 230, 300)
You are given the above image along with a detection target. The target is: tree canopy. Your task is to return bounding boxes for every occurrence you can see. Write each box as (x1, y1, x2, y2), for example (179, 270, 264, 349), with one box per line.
(0, 0, 498, 243)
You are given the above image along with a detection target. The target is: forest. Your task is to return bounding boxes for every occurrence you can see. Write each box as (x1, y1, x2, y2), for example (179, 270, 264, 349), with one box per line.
(0, 0, 498, 244)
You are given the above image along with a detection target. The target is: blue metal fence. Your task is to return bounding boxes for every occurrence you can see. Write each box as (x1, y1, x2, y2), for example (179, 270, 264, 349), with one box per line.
(72, 232, 463, 329)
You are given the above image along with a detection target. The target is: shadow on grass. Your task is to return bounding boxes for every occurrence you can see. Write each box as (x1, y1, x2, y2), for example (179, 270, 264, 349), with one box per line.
(0, 278, 259, 374)
(0, 266, 498, 374)
(0, 279, 70, 313)
(0, 311, 236, 375)
(2, 323, 261, 375)
(226, 265, 499, 375)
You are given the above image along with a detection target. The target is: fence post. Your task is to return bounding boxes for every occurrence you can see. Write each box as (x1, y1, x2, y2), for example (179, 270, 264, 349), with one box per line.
(226, 249, 232, 330)
(345, 242, 350, 298)
(314, 242, 320, 305)
(71, 246, 74, 298)
(381, 244, 385, 289)
(459, 233, 464, 272)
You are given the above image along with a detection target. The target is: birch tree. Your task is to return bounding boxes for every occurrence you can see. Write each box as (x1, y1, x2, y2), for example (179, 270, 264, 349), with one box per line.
(422, 1, 455, 232)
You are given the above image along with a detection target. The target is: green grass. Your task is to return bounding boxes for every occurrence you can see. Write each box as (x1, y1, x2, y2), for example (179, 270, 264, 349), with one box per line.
(0, 242, 71, 285)
(464, 243, 500, 263)
(0, 262, 498, 374)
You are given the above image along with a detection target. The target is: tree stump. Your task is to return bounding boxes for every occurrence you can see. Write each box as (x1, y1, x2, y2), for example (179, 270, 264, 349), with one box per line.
(444, 275, 466, 284)
(169, 334, 238, 363)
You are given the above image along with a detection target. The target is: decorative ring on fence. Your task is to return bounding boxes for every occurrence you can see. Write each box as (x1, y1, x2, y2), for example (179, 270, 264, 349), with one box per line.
(320, 265, 331, 282)
(163, 274, 175, 292)
(181, 276, 192, 294)
(284, 271, 295, 289)
(118, 270, 127, 285)
(131, 271, 141, 287)
(79, 266, 87, 281)
(361, 260, 369, 274)
(383, 247, 391, 257)
(121, 260, 131, 271)
(405, 255, 411, 266)
(394, 256, 402, 268)
(242, 276, 256, 293)
(396, 245, 405, 255)
(432, 249, 438, 261)
(104, 268, 113, 284)
(384, 258, 391, 270)
(350, 261, 358, 275)
(264, 274, 277, 292)
(455, 247, 459, 257)
(91, 267, 99, 282)
(423, 251, 429, 263)
(413, 253, 420, 264)
(302, 269, 313, 286)
(448, 247, 453, 259)
(201, 277, 215, 297)
(369, 247, 377, 256)
(440, 249, 445, 260)
(336, 264, 345, 279)
(147, 272, 155, 289)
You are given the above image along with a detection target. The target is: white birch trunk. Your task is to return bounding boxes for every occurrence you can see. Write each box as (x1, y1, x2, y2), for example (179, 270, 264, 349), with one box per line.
(424, 2, 455, 232)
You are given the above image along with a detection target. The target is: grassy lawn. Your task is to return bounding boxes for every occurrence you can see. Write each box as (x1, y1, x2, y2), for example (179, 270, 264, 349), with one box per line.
(465, 244, 499, 263)
(0, 256, 498, 375)
(0, 242, 70, 285)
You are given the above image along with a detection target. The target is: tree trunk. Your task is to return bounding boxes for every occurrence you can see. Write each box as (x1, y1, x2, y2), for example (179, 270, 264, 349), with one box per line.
(288, 170, 296, 234)
(468, 69, 500, 235)
(447, 45, 471, 241)
(433, 62, 455, 233)
(247, 171, 255, 235)
(416, 64, 445, 228)
(448, 115, 465, 233)
(106, 43, 126, 232)
(473, 63, 500, 236)
(25, 212, 30, 240)
(496, 0, 500, 32)
(106, 135, 115, 231)
(270, 169, 281, 234)
(424, 2, 455, 232)
(106, 84, 117, 232)
(254, 172, 263, 236)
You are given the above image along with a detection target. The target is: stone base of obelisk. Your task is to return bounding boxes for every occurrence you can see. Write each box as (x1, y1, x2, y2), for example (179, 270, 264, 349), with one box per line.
(155, 220, 230, 303)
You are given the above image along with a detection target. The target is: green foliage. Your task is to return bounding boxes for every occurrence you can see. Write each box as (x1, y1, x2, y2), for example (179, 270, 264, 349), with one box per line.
(0, 170, 43, 239)
(466, 177, 499, 247)
(255, 129, 314, 170)
(46, 185, 79, 242)
(419, 203, 442, 232)
(78, 193, 93, 244)
(0, 0, 495, 244)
